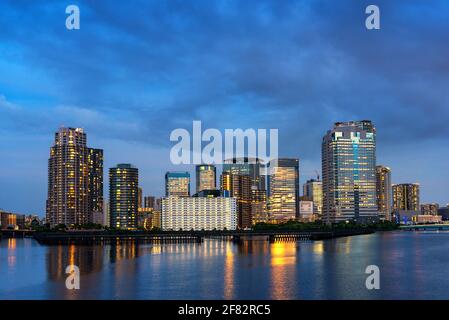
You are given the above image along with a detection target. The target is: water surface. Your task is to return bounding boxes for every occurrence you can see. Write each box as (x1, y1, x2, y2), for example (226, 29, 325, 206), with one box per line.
(1, 231, 448, 299)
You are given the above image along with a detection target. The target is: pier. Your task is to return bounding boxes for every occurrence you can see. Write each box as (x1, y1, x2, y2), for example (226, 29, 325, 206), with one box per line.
(32, 229, 374, 245)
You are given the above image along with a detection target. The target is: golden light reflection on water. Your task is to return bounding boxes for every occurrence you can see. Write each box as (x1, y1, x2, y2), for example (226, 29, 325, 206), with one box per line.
(313, 241, 324, 255)
(270, 242, 296, 299)
(8, 238, 17, 268)
(224, 242, 234, 299)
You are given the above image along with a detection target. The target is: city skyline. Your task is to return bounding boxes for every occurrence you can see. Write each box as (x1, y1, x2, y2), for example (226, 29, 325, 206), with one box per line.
(2, 0, 449, 215)
(0, 122, 446, 217)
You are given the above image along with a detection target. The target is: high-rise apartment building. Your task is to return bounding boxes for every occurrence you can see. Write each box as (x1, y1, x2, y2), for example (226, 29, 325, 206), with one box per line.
(195, 164, 216, 193)
(392, 183, 420, 211)
(165, 172, 190, 197)
(46, 127, 103, 227)
(88, 148, 104, 217)
(303, 179, 323, 218)
(375, 165, 392, 221)
(322, 121, 378, 224)
(109, 164, 139, 230)
(267, 158, 299, 222)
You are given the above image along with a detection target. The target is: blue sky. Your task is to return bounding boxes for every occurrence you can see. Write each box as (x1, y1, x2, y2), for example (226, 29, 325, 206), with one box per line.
(1, 0, 449, 215)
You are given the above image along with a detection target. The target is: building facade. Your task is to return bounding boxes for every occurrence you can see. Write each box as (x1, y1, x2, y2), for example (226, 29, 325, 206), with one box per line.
(46, 127, 103, 227)
(376, 165, 392, 221)
(0, 210, 25, 230)
(161, 196, 237, 231)
(392, 183, 420, 211)
(195, 164, 216, 193)
(220, 171, 252, 229)
(222, 157, 266, 228)
(88, 148, 104, 219)
(322, 121, 378, 224)
(165, 172, 190, 197)
(303, 179, 323, 218)
(109, 164, 139, 230)
(421, 203, 439, 216)
(267, 158, 299, 222)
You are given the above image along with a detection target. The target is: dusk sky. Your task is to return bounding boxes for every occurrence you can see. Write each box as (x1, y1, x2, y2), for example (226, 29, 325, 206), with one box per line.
(1, 0, 449, 216)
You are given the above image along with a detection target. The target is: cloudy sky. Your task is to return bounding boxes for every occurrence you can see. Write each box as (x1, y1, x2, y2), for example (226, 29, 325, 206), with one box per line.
(1, 0, 448, 215)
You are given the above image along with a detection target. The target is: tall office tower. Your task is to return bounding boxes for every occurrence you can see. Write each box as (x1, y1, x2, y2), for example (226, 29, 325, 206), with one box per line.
(220, 171, 252, 229)
(303, 179, 323, 218)
(46, 127, 103, 227)
(322, 121, 378, 224)
(165, 172, 190, 197)
(109, 164, 139, 230)
(138, 187, 143, 208)
(267, 158, 300, 222)
(251, 189, 268, 224)
(195, 164, 217, 193)
(392, 183, 420, 211)
(223, 157, 265, 190)
(88, 148, 104, 218)
(421, 203, 439, 216)
(222, 157, 267, 228)
(375, 165, 392, 221)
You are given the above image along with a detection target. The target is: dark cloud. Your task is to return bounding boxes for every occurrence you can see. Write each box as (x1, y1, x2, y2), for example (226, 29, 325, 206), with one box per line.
(1, 0, 449, 213)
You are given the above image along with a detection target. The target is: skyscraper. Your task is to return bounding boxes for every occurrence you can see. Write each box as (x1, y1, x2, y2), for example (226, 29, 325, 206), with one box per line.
(392, 183, 420, 211)
(222, 157, 266, 229)
(220, 171, 252, 229)
(165, 172, 190, 197)
(195, 164, 216, 193)
(267, 158, 299, 222)
(88, 148, 104, 218)
(322, 121, 378, 224)
(376, 165, 392, 221)
(109, 164, 138, 230)
(303, 179, 323, 218)
(46, 127, 103, 227)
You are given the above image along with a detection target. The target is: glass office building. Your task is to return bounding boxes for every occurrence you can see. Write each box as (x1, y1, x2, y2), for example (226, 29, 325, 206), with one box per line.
(267, 158, 299, 222)
(195, 164, 216, 193)
(322, 121, 378, 224)
(165, 172, 190, 197)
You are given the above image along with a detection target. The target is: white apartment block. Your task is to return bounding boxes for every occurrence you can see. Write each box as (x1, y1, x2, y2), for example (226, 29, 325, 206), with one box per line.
(161, 196, 237, 231)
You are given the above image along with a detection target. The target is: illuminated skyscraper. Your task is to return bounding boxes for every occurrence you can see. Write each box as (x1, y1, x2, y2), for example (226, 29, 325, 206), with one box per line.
(88, 148, 103, 218)
(195, 164, 216, 193)
(220, 171, 252, 229)
(322, 121, 378, 224)
(376, 165, 392, 221)
(303, 179, 323, 218)
(109, 164, 138, 230)
(165, 172, 190, 197)
(267, 158, 299, 222)
(222, 157, 266, 228)
(393, 183, 420, 211)
(46, 127, 103, 227)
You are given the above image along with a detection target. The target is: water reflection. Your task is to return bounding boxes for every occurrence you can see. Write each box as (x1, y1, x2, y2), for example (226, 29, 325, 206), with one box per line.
(3, 232, 449, 299)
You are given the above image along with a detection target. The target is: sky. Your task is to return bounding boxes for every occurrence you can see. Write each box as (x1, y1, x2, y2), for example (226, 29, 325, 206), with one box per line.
(1, 0, 449, 216)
